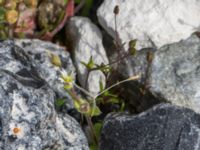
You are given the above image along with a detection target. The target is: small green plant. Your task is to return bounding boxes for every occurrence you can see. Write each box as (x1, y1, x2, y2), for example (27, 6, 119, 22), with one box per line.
(57, 5, 140, 149)
(60, 68, 139, 147)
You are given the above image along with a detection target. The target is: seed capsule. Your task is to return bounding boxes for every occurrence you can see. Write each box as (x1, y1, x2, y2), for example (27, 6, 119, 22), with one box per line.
(113, 5, 119, 15)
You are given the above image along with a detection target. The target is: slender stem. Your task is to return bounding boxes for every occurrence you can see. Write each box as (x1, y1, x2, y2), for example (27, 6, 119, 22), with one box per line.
(67, 89, 81, 103)
(91, 52, 130, 72)
(74, 0, 86, 14)
(73, 83, 94, 99)
(84, 70, 90, 89)
(86, 116, 98, 146)
(94, 75, 140, 99)
(141, 51, 154, 95)
(114, 13, 121, 70)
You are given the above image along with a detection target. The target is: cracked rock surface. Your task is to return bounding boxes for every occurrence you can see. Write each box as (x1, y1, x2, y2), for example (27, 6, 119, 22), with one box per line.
(100, 103, 200, 150)
(97, 0, 200, 50)
(0, 40, 89, 150)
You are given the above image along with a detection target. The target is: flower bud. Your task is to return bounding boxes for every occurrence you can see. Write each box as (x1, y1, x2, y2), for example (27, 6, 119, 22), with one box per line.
(113, 5, 119, 15)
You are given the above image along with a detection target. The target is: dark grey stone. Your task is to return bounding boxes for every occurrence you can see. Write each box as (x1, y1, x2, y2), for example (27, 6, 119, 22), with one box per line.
(100, 103, 200, 150)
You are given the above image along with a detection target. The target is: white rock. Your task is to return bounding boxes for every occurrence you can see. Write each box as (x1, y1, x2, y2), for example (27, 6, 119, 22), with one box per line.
(97, 0, 200, 50)
(66, 17, 109, 94)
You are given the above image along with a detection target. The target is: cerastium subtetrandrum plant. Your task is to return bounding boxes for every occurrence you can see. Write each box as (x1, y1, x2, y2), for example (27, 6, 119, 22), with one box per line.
(57, 5, 140, 148)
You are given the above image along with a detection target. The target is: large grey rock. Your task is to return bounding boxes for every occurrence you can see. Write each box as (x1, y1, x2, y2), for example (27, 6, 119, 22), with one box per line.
(97, 0, 200, 50)
(118, 34, 200, 113)
(66, 17, 109, 95)
(0, 40, 89, 149)
(100, 103, 200, 150)
(16, 39, 76, 108)
(150, 34, 200, 112)
(2, 39, 76, 109)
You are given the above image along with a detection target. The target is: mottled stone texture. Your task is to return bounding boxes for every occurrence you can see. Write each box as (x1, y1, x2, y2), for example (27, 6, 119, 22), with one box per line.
(66, 17, 109, 95)
(149, 35, 200, 113)
(97, 0, 200, 50)
(0, 40, 89, 150)
(100, 103, 200, 150)
(15, 39, 76, 109)
(117, 34, 200, 113)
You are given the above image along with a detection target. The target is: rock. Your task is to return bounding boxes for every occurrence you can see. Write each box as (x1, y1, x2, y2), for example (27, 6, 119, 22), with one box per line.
(66, 17, 109, 95)
(8, 39, 76, 109)
(150, 34, 200, 113)
(117, 34, 200, 113)
(100, 103, 200, 150)
(97, 0, 200, 50)
(0, 69, 88, 149)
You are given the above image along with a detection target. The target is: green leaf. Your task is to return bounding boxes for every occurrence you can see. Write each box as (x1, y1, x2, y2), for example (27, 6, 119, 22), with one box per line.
(55, 99, 65, 107)
(101, 66, 112, 73)
(80, 56, 95, 70)
(130, 48, 136, 56)
(89, 144, 98, 150)
(120, 102, 125, 112)
(80, 61, 88, 67)
(90, 105, 101, 117)
(74, 100, 80, 111)
(99, 80, 104, 92)
(128, 39, 137, 56)
(109, 98, 120, 104)
(94, 122, 103, 139)
(129, 39, 137, 48)
(103, 91, 118, 98)
(87, 56, 95, 69)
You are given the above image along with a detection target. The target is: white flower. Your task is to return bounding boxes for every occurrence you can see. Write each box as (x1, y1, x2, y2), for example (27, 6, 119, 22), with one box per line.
(59, 69, 74, 90)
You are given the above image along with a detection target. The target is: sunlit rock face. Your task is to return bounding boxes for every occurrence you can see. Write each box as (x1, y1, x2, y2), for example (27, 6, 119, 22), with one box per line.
(97, 0, 200, 50)
(0, 40, 89, 150)
(66, 17, 109, 95)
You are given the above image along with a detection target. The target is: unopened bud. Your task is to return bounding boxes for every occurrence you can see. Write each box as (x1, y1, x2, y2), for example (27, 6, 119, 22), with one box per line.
(128, 75, 140, 81)
(113, 5, 119, 15)
(80, 102, 90, 113)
